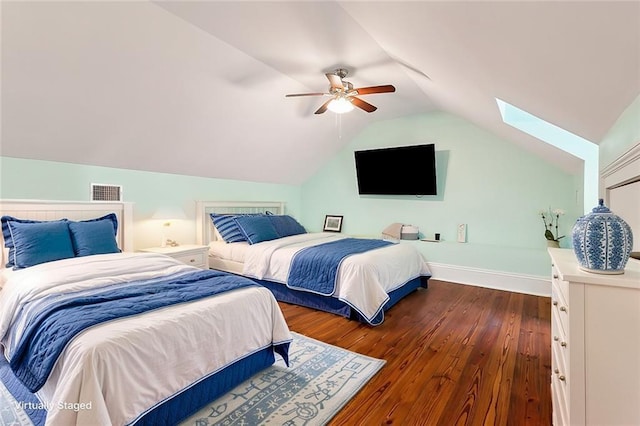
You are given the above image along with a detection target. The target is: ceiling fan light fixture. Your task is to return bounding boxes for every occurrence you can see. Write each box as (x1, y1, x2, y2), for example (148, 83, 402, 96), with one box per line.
(285, 68, 394, 115)
(327, 97, 354, 114)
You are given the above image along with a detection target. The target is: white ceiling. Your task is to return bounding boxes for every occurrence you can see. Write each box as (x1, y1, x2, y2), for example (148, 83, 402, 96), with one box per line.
(2, 1, 639, 184)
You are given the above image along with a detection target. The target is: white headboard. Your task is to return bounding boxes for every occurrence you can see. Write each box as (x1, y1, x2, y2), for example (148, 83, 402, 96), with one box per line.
(196, 201, 285, 245)
(0, 199, 134, 266)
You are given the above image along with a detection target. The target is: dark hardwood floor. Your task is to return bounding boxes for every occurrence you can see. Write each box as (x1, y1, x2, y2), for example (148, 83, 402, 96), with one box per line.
(278, 280, 552, 426)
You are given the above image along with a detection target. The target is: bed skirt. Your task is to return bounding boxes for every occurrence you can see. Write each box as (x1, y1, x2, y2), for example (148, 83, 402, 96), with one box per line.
(1, 345, 281, 426)
(134, 345, 278, 425)
(255, 276, 429, 323)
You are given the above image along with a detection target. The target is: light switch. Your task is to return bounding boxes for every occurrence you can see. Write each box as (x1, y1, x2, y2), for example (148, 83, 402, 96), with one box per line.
(457, 224, 467, 243)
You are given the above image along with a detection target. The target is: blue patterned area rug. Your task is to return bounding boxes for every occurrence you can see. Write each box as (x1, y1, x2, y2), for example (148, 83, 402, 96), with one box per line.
(181, 332, 384, 425)
(0, 333, 384, 426)
(0, 380, 33, 426)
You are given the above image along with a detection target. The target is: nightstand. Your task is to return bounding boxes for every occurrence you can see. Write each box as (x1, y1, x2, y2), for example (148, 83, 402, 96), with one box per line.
(139, 245, 209, 269)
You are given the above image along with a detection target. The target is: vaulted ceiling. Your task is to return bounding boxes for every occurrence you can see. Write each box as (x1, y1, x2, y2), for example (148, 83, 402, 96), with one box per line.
(2, 1, 639, 184)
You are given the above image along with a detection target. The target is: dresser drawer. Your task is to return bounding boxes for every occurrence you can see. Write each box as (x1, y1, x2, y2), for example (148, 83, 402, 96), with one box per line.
(551, 309, 569, 380)
(552, 343, 569, 426)
(552, 373, 569, 426)
(551, 281, 570, 337)
(552, 263, 570, 304)
(173, 251, 206, 268)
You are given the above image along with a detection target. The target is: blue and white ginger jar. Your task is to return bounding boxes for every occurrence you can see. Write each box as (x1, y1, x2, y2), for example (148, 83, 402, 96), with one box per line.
(572, 199, 633, 274)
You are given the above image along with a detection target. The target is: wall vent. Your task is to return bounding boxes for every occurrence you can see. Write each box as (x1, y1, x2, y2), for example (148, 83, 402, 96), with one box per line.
(91, 184, 123, 202)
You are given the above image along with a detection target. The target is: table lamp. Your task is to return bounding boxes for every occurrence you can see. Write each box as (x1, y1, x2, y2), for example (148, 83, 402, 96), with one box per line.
(151, 206, 187, 247)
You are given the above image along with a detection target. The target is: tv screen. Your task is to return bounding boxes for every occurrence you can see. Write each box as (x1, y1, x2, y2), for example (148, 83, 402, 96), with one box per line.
(354, 144, 437, 195)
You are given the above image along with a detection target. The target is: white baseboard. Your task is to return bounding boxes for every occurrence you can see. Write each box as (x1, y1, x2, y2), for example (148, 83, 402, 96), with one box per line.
(427, 262, 550, 297)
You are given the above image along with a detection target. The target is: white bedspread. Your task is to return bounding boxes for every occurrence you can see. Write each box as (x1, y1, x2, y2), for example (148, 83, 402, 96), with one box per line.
(242, 233, 431, 322)
(0, 253, 291, 426)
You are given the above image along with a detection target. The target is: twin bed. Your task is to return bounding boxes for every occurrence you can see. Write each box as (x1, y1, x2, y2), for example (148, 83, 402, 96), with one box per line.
(196, 201, 431, 326)
(0, 200, 291, 426)
(0, 199, 430, 425)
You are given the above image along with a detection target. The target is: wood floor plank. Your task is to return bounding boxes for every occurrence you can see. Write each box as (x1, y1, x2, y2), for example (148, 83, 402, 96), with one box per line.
(355, 285, 484, 424)
(508, 295, 552, 425)
(279, 280, 552, 425)
(433, 289, 519, 426)
(415, 287, 511, 426)
(328, 287, 470, 424)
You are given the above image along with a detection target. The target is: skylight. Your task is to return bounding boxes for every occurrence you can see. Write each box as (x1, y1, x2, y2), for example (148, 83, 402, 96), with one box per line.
(496, 98, 598, 214)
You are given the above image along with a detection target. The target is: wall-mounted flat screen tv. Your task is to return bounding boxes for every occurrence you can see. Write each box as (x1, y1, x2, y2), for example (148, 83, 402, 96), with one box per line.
(354, 144, 437, 195)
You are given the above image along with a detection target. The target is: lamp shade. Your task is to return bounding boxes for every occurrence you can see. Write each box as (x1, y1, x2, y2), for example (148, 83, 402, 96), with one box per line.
(151, 206, 187, 221)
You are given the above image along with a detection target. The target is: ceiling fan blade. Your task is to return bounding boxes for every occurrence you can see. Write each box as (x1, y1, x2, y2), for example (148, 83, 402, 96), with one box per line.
(325, 73, 344, 90)
(314, 99, 333, 114)
(285, 92, 326, 97)
(352, 85, 396, 95)
(351, 97, 377, 113)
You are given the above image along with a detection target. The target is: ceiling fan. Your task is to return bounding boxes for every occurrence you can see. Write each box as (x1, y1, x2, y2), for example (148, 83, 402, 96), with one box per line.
(285, 68, 395, 114)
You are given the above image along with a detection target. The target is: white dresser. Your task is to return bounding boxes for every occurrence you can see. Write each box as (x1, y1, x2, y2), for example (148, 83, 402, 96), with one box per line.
(548, 248, 640, 426)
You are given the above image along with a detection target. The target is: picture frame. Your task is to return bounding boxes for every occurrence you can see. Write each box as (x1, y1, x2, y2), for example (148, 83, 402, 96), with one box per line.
(323, 215, 343, 232)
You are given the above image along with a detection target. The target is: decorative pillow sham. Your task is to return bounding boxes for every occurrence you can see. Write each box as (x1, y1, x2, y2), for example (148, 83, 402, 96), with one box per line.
(210, 213, 264, 243)
(233, 215, 279, 244)
(2, 216, 69, 268)
(68, 213, 120, 256)
(1, 213, 120, 268)
(267, 215, 306, 238)
(76, 212, 118, 235)
(2, 219, 75, 269)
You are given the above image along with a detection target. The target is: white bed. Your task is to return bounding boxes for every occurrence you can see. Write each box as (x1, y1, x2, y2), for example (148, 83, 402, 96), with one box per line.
(0, 200, 291, 426)
(196, 201, 432, 325)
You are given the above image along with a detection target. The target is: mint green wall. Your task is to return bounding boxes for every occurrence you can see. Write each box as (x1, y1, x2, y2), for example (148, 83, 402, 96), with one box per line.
(0, 156, 301, 249)
(0, 111, 586, 277)
(300, 112, 582, 276)
(599, 94, 640, 168)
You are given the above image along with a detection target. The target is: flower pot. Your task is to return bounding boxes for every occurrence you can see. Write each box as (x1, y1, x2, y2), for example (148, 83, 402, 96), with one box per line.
(572, 199, 633, 274)
(546, 240, 560, 248)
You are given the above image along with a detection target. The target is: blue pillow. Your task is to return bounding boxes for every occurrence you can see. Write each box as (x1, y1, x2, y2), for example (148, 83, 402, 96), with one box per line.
(210, 213, 263, 243)
(68, 214, 120, 257)
(267, 215, 306, 238)
(2, 216, 70, 268)
(234, 215, 279, 244)
(76, 213, 118, 235)
(4, 220, 75, 269)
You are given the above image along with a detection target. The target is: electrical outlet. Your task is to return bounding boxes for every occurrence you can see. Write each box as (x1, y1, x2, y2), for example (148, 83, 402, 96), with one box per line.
(457, 224, 467, 243)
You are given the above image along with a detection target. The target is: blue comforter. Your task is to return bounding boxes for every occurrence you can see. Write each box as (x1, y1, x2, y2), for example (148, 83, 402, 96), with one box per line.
(10, 269, 256, 392)
(287, 238, 393, 295)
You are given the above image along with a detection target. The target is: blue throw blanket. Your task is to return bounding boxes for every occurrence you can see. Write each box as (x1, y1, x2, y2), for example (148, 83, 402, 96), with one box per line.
(287, 238, 393, 295)
(10, 269, 256, 392)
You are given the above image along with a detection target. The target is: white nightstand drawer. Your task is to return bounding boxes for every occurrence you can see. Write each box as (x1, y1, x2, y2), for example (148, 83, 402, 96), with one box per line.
(139, 245, 209, 269)
(173, 252, 206, 267)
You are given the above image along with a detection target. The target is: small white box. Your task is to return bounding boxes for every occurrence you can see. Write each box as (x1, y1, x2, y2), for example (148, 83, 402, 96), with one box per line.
(401, 225, 419, 240)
